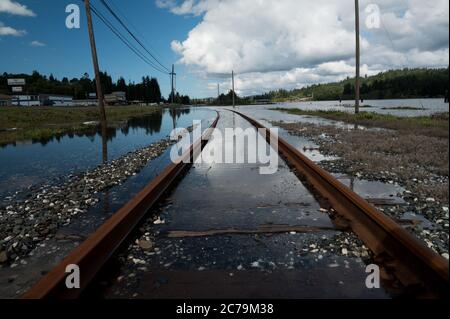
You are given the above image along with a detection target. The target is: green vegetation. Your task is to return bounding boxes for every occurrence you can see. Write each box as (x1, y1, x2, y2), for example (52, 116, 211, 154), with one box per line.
(266, 68, 449, 102)
(0, 105, 160, 145)
(213, 90, 252, 106)
(0, 71, 165, 104)
(0, 71, 194, 105)
(273, 108, 449, 138)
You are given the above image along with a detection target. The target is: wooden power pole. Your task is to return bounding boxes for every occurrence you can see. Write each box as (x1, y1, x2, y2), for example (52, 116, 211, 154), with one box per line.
(84, 0, 108, 163)
(217, 83, 220, 105)
(232, 70, 235, 108)
(84, 0, 107, 126)
(355, 0, 360, 114)
(170, 64, 176, 104)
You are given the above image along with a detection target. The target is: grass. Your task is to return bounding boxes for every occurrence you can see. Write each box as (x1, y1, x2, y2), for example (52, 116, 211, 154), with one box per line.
(272, 108, 449, 138)
(274, 121, 449, 201)
(0, 105, 160, 145)
(381, 106, 425, 110)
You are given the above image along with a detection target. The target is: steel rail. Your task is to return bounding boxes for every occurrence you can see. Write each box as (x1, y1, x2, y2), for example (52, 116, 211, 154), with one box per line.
(231, 109, 448, 298)
(22, 113, 220, 299)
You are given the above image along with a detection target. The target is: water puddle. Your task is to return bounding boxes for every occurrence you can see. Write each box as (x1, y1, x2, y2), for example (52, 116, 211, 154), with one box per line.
(0, 107, 216, 198)
(97, 109, 389, 299)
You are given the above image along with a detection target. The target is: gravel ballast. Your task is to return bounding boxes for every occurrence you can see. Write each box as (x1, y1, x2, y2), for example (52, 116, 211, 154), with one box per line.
(274, 120, 449, 259)
(0, 137, 174, 266)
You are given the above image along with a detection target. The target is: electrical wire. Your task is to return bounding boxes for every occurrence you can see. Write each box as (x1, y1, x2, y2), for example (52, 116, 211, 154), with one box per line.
(99, 0, 170, 73)
(89, 3, 169, 75)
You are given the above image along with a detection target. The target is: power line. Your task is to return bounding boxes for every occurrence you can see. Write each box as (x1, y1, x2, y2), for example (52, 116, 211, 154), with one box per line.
(90, 4, 168, 74)
(89, 3, 169, 75)
(99, 0, 170, 73)
(109, 0, 168, 65)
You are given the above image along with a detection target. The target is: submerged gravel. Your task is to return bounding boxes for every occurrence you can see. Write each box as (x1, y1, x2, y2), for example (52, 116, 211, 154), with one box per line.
(0, 138, 173, 266)
(274, 120, 449, 258)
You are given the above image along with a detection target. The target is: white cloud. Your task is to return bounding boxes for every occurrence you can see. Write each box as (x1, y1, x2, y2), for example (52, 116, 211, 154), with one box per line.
(0, 0, 36, 16)
(161, 0, 449, 95)
(215, 62, 378, 96)
(30, 40, 45, 47)
(156, 0, 217, 15)
(0, 21, 25, 36)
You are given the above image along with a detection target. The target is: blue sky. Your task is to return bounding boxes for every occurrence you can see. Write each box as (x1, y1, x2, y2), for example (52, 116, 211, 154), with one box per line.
(1, 0, 448, 98)
(0, 0, 203, 98)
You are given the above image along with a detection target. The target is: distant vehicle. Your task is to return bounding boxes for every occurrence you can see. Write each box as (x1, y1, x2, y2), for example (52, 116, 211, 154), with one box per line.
(41, 99, 55, 106)
(104, 91, 127, 105)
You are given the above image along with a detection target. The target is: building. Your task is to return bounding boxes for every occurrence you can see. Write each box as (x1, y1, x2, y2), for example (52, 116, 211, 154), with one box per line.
(0, 94, 12, 107)
(12, 95, 40, 106)
(72, 99, 98, 107)
(39, 94, 73, 107)
(11, 94, 74, 106)
(104, 91, 127, 105)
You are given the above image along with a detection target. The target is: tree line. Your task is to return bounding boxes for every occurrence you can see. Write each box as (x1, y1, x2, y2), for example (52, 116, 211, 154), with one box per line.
(0, 71, 191, 105)
(267, 68, 449, 101)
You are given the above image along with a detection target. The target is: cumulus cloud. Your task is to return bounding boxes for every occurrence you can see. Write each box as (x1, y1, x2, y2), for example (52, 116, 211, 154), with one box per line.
(0, 0, 36, 16)
(0, 21, 25, 36)
(161, 0, 449, 95)
(215, 62, 378, 96)
(30, 40, 45, 47)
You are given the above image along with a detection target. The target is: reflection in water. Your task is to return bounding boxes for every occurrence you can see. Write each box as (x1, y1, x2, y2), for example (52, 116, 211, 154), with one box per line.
(0, 109, 165, 149)
(101, 126, 108, 164)
(102, 188, 110, 215)
(0, 107, 216, 198)
(168, 108, 191, 129)
(121, 110, 164, 136)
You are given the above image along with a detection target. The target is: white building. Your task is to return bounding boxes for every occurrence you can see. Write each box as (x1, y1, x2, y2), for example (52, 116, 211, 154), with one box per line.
(12, 95, 40, 106)
(11, 94, 74, 106)
(39, 94, 73, 107)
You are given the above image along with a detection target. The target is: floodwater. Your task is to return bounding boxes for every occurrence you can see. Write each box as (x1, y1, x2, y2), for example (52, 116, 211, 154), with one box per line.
(0, 107, 216, 198)
(97, 109, 389, 299)
(1, 98, 446, 198)
(270, 98, 449, 117)
(0, 103, 429, 298)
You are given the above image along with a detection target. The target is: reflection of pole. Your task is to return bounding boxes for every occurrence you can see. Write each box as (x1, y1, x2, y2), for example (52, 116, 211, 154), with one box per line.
(217, 83, 220, 105)
(101, 129, 108, 164)
(102, 189, 110, 215)
(232, 70, 235, 108)
(355, 0, 360, 114)
(85, 0, 108, 161)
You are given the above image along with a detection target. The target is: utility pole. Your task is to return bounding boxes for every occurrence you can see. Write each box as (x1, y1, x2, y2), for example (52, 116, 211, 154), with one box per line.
(84, 0, 108, 162)
(217, 83, 220, 105)
(232, 70, 235, 108)
(170, 64, 176, 105)
(84, 0, 107, 126)
(355, 0, 360, 114)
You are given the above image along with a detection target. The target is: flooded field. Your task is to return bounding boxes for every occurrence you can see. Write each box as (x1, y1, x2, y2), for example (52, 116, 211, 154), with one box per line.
(94, 109, 389, 299)
(0, 107, 216, 198)
(0, 102, 447, 298)
(272, 98, 449, 117)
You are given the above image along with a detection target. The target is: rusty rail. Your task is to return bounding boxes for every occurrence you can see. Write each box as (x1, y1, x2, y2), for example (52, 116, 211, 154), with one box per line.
(231, 109, 448, 298)
(22, 108, 448, 298)
(22, 113, 219, 299)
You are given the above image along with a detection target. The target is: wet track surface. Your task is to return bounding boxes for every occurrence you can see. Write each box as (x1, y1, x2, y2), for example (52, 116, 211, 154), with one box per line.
(94, 110, 388, 299)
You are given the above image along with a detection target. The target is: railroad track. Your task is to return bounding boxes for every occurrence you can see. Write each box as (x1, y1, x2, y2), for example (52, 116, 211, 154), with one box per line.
(22, 109, 448, 299)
